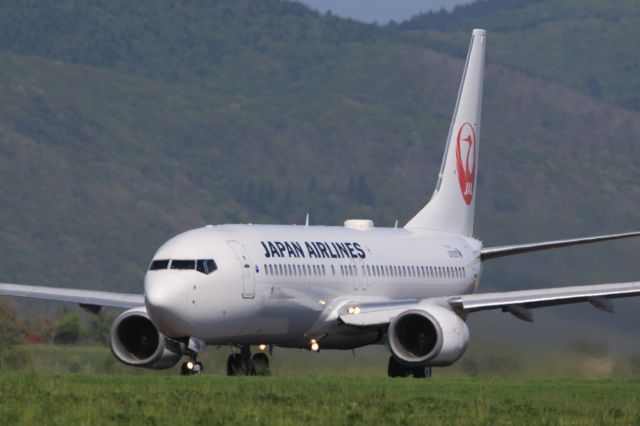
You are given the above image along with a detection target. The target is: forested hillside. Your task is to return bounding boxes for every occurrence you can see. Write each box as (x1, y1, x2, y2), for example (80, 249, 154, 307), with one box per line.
(0, 0, 638, 344)
(402, 0, 640, 109)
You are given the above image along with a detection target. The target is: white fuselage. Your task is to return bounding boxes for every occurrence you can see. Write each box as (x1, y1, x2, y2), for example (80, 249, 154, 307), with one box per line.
(144, 223, 483, 350)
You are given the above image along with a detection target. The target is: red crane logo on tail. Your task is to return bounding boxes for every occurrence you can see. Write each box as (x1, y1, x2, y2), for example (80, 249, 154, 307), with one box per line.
(455, 122, 476, 205)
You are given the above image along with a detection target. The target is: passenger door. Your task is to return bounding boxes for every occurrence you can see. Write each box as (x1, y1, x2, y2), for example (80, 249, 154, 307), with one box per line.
(227, 240, 255, 299)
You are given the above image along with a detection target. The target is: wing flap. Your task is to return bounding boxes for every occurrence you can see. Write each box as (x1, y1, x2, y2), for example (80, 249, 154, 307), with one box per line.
(0, 282, 144, 309)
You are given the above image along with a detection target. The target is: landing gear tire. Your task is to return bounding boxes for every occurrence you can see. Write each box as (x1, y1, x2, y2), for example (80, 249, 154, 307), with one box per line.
(252, 353, 270, 376)
(412, 366, 432, 379)
(387, 356, 431, 379)
(227, 353, 243, 376)
(227, 348, 271, 376)
(388, 356, 410, 378)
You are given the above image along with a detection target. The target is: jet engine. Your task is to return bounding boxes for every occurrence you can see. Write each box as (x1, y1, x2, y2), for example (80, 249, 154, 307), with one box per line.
(387, 305, 469, 367)
(109, 307, 182, 369)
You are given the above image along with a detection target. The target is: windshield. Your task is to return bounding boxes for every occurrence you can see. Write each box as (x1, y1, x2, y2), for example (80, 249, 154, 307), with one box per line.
(149, 259, 169, 270)
(149, 258, 217, 275)
(171, 260, 196, 270)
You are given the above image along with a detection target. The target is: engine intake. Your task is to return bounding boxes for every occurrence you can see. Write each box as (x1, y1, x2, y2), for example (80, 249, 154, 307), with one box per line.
(388, 305, 469, 367)
(110, 308, 182, 369)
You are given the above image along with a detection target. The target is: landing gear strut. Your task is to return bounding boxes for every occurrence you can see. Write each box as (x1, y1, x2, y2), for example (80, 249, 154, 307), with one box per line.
(179, 337, 205, 376)
(387, 356, 431, 379)
(227, 345, 271, 376)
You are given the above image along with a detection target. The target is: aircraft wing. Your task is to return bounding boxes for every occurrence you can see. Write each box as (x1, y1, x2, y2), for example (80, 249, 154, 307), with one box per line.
(480, 231, 640, 260)
(446, 281, 640, 321)
(340, 281, 640, 326)
(0, 282, 144, 309)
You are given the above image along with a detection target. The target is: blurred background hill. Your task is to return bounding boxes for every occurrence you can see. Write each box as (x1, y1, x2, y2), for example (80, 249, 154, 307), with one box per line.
(0, 0, 639, 357)
(402, 0, 640, 110)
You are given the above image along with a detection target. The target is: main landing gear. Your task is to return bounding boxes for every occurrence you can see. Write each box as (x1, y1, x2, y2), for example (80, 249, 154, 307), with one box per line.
(387, 356, 432, 379)
(227, 345, 271, 376)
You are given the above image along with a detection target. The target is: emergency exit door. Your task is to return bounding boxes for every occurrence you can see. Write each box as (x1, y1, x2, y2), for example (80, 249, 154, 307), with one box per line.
(227, 240, 255, 299)
(350, 258, 367, 291)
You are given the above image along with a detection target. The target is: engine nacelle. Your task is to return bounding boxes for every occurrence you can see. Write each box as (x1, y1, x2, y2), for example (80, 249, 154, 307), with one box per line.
(388, 305, 469, 367)
(110, 308, 182, 369)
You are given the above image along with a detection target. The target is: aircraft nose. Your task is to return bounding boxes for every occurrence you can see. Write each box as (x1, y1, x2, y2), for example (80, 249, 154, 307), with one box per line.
(144, 272, 188, 337)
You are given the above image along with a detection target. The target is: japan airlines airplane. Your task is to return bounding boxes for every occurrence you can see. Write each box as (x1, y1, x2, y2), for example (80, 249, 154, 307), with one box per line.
(2, 29, 640, 377)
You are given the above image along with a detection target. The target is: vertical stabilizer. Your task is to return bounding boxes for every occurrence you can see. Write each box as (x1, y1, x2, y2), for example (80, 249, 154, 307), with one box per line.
(405, 29, 486, 236)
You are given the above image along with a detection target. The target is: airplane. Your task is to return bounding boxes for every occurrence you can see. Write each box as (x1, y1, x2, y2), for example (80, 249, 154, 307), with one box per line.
(2, 28, 640, 378)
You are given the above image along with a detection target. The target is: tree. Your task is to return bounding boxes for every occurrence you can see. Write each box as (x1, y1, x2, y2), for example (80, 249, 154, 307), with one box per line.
(347, 174, 375, 206)
(53, 312, 84, 345)
(0, 299, 25, 348)
(86, 310, 117, 345)
(0, 299, 31, 370)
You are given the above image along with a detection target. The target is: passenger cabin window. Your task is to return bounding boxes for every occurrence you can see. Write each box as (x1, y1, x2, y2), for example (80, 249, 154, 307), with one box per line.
(149, 259, 170, 270)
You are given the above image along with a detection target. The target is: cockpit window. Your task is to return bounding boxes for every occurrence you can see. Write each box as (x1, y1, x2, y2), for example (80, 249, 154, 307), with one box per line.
(171, 260, 196, 270)
(149, 259, 170, 270)
(149, 258, 218, 274)
(197, 259, 218, 274)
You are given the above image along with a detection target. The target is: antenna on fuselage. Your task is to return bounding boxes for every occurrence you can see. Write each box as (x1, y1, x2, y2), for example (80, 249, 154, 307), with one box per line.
(305, 213, 310, 227)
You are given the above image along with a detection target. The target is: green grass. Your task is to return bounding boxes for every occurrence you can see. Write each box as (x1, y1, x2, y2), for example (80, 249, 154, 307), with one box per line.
(18, 343, 640, 380)
(0, 373, 639, 425)
(6, 345, 640, 424)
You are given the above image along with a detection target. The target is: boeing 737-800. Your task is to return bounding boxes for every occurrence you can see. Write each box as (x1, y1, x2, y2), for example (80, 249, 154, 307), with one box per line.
(2, 29, 640, 377)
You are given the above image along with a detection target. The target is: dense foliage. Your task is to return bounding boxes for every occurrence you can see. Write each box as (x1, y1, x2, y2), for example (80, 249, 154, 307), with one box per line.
(401, 0, 640, 109)
(0, 300, 30, 369)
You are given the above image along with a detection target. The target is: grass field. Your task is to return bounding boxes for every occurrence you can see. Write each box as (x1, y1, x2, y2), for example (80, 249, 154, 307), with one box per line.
(3, 344, 640, 424)
(16, 343, 640, 379)
(1, 374, 639, 425)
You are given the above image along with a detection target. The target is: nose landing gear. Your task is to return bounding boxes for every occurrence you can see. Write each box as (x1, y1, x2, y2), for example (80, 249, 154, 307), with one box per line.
(178, 336, 205, 376)
(180, 356, 203, 376)
(227, 345, 271, 376)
